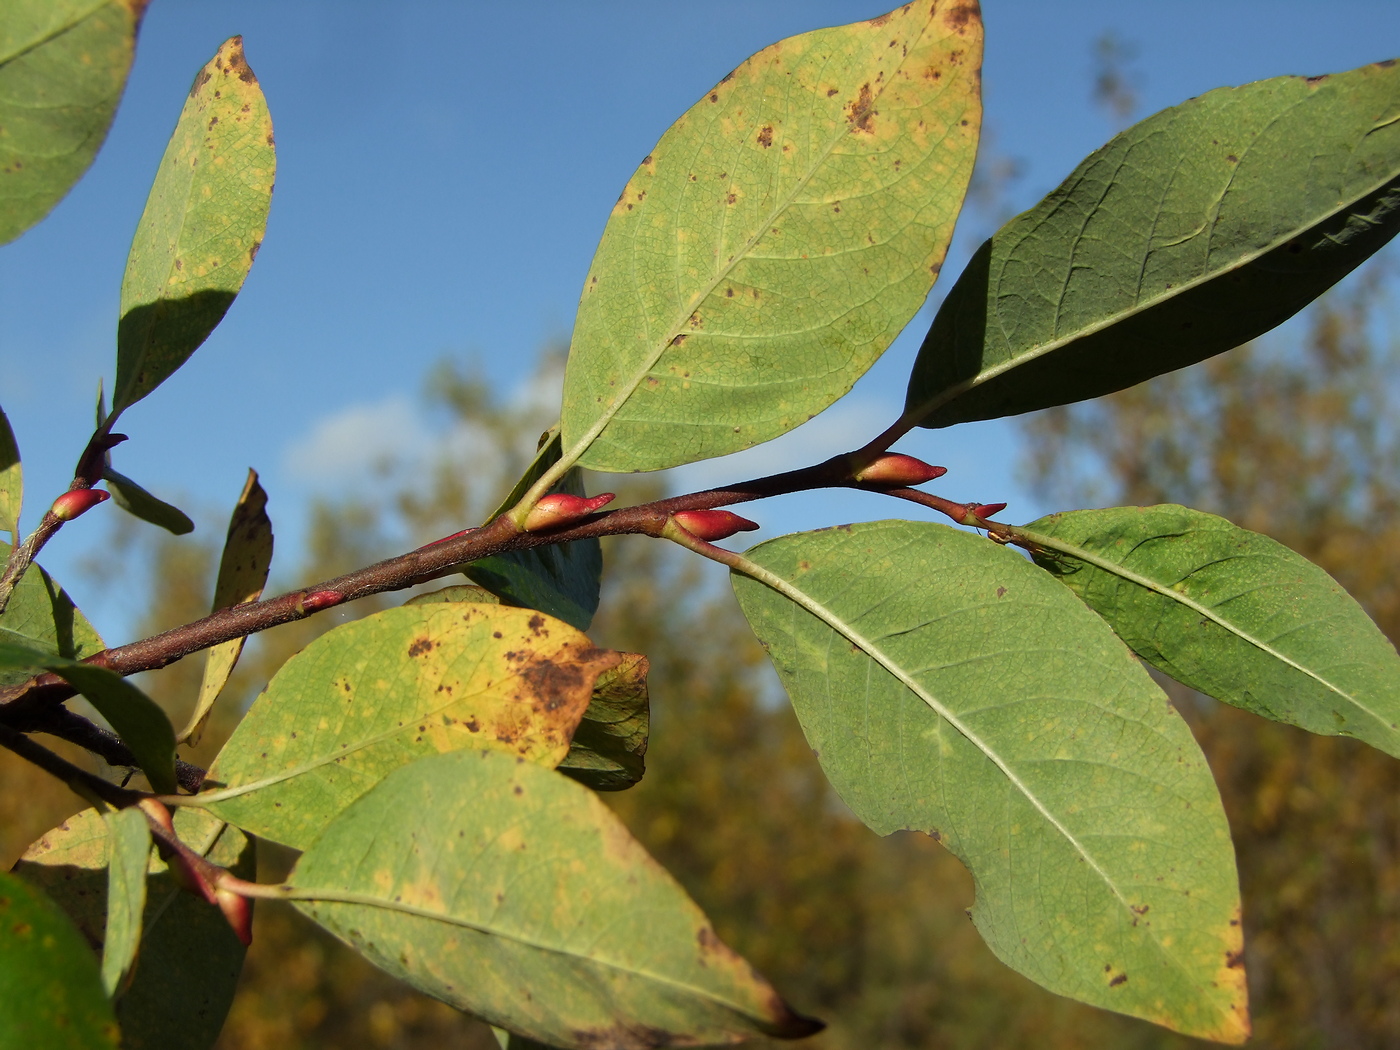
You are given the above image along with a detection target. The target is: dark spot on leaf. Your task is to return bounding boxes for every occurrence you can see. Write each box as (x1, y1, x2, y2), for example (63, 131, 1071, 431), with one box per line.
(408, 637, 433, 658)
(847, 83, 875, 132)
(726, 192, 737, 204)
(726, 288, 734, 297)
(709, 92, 718, 103)
(946, 4, 977, 29)
(1109, 973, 1127, 987)
(757, 125, 773, 148)
(513, 785, 523, 795)
(670, 334, 687, 347)
(1226, 950, 1244, 968)
(528, 614, 546, 635)
(208, 116, 219, 129)
(249, 240, 261, 263)
(191, 70, 212, 97)
(642, 154, 652, 165)
(996, 586, 1006, 598)
(827, 87, 839, 97)
(1226, 154, 1239, 164)
(1306, 74, 1328, 86)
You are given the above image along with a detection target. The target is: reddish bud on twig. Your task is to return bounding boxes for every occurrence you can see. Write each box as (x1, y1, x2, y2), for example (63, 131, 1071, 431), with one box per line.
(854, 453, 946, 486)
(214, 885, 254, 946)
(671, 510, 761, 541)
(300, 590, 343, 614)
(50, 488, 109, 521)
(972, 502, 1007, 520)
(523, 493, 615, 532)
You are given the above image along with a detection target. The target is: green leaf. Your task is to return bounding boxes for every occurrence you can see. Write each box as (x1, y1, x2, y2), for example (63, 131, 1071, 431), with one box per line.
(0, 0, 142, 245)
(558, 652, 649, 791)
(181, 469, 273, 745)
(50, 663, 178, 795)
(731, 520, 1248, 1042)
(99, 806, 149, 998)
(103, 468, 195, 535)
(0, 869, 120, 1047)
(403, 584, 501, 606)
(0, 404, 20, 540)
(202, 603, 620, 850)
(906, 58, 1400, 429)
(465, 430, 603, 631)
(559, 2, 982, 473)
(0, 541, 104, 687)
(289, 749, 822, 1048)
(18, 807, 254, 1050)
(1022, 505, 1400, 756)
(112, 35, 275, 416)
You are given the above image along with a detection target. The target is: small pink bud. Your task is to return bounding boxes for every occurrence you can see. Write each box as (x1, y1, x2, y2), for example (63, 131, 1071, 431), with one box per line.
(672, 510, 760, 541)
(972, 502, 1007, 520)
(300, 590, 343, 613)
(523, 492, 615, 533)
(214, 886, 253, 946)
(50, 488, 109, 521)
(854, 453, 947, 487)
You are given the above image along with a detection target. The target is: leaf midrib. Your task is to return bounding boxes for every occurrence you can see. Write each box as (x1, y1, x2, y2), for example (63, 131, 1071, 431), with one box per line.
(0, 1, 113, 70)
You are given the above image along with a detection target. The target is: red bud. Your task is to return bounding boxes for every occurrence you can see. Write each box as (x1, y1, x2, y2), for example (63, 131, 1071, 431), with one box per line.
(523, 492, 615, 532)
(300, 590, 343, 613)
(972, 502, 1007, 520)
(672, 510, 760, 541)
(214, 886, 253, 946)
(50, 488, 109, 521)
(854, 454, 946, 486)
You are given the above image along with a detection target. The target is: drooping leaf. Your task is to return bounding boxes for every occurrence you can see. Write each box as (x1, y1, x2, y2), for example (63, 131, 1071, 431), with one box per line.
(102, 468, 194, 535)
(732, 520, 1248, 1042)
(289, 748, 822, 1049)
(0, 0, 143, 245)
(558, 652, 650, 791)
(403, 583, 501, 606)
(0, 869, 120, 1047)
(0, 404, 20, 539)
(181, 469, 272, 745)
(202, 603, 619, 850)
(0, 541, 104, 687)
(465, 430, 603, 631)
(559, 2, 983, 472)
(18, 807, 254, 1050)
(1022, 505, 1400, 756)
(51, 663, 178, 795)
(906, 58, 1400, 429)
(112, 36, 275, 416)
(99, 806, 150, 998)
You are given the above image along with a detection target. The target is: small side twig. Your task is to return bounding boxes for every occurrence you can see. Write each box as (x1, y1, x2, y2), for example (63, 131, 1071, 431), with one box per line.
(0, 721, 144, 809)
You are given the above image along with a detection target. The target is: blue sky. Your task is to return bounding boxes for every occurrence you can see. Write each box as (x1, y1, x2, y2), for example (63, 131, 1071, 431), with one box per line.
(3, 1, 1398, 639)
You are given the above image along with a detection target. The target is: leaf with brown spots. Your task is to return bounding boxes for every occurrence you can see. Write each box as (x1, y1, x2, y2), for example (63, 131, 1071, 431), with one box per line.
(202, 604, 620, 850)
(289, 749, 821, 1049)
(559, 1, 982, 472)
(112, 36, 275, 417)
(558, 652, 650, 791)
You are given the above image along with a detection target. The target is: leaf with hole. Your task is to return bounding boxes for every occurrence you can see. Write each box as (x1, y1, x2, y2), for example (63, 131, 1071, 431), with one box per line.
(0, 0, 144, 245)
(906, 58, 1400, 429)
(202, 603, 619, 849)
(1023, 505, 1400, 756)
(112, 36, 275, 416)
(732, 520, 1247, 1041)
(289, 748, 822, 1049)
(18, 807, 254, 1050)
(559, 1, 982, 472)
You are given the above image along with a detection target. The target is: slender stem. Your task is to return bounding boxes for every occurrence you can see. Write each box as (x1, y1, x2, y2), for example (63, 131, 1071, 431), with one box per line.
(20, 706, 207, 793)
(0, 721, 144, 808)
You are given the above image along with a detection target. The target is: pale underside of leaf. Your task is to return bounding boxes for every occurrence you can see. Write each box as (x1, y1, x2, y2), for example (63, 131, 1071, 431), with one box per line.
(558, 1, 983, 474)
(732, 521, 1246, 1041)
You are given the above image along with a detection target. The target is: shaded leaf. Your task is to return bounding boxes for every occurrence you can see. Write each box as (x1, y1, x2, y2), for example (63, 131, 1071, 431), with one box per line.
(466, 431, 602, 631)
(50, 663, 178, 796)
(0, 404, 20, 540)
(203, 603, 619, 850)
(558, 652, 650, 791)
(732, 520, 1247, 1042)
(0, 869, 119, 1046)
(0, 541, 104, 687)
(907, 58, 1400, 429)
(1023, 505, 1400, 755)
(0, 0, 143, 245)
(112, 36, 275, 416)
(404, 583, 501, 606)
(103, 468, 194, 535)
(560, 2, 982, 472)
(99, 806, 149, 997)
(290, 748, 822, 1049)
(18, 807, 254, 1050)
(181, 469, 272, 745)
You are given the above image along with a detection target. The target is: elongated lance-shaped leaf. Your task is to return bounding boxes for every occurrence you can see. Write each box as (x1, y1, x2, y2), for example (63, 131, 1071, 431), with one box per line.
(0, 639, 175, 795)
(906, 58, 1400, 429)
(18, 807, 254, 1050)
(1022, 505, 1400, 755)
(289, 749, 822, 1048)
(0, 0, 144, 245)
(0, 870, 119, 1046)
(203, 604, 620, 850)
(0, 542, 104, 687)
(558, 2, 982, 474)
(466, 431, 603, 631)
(181, 469, 272, 745)
(558, 652, 650, 791)
(103, 468, 194, 535)
(99, 806, 150, 998)
(732, 521, 1247, 1042)
(0, 404, 20, 540)
(112, 36, 275, 416)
